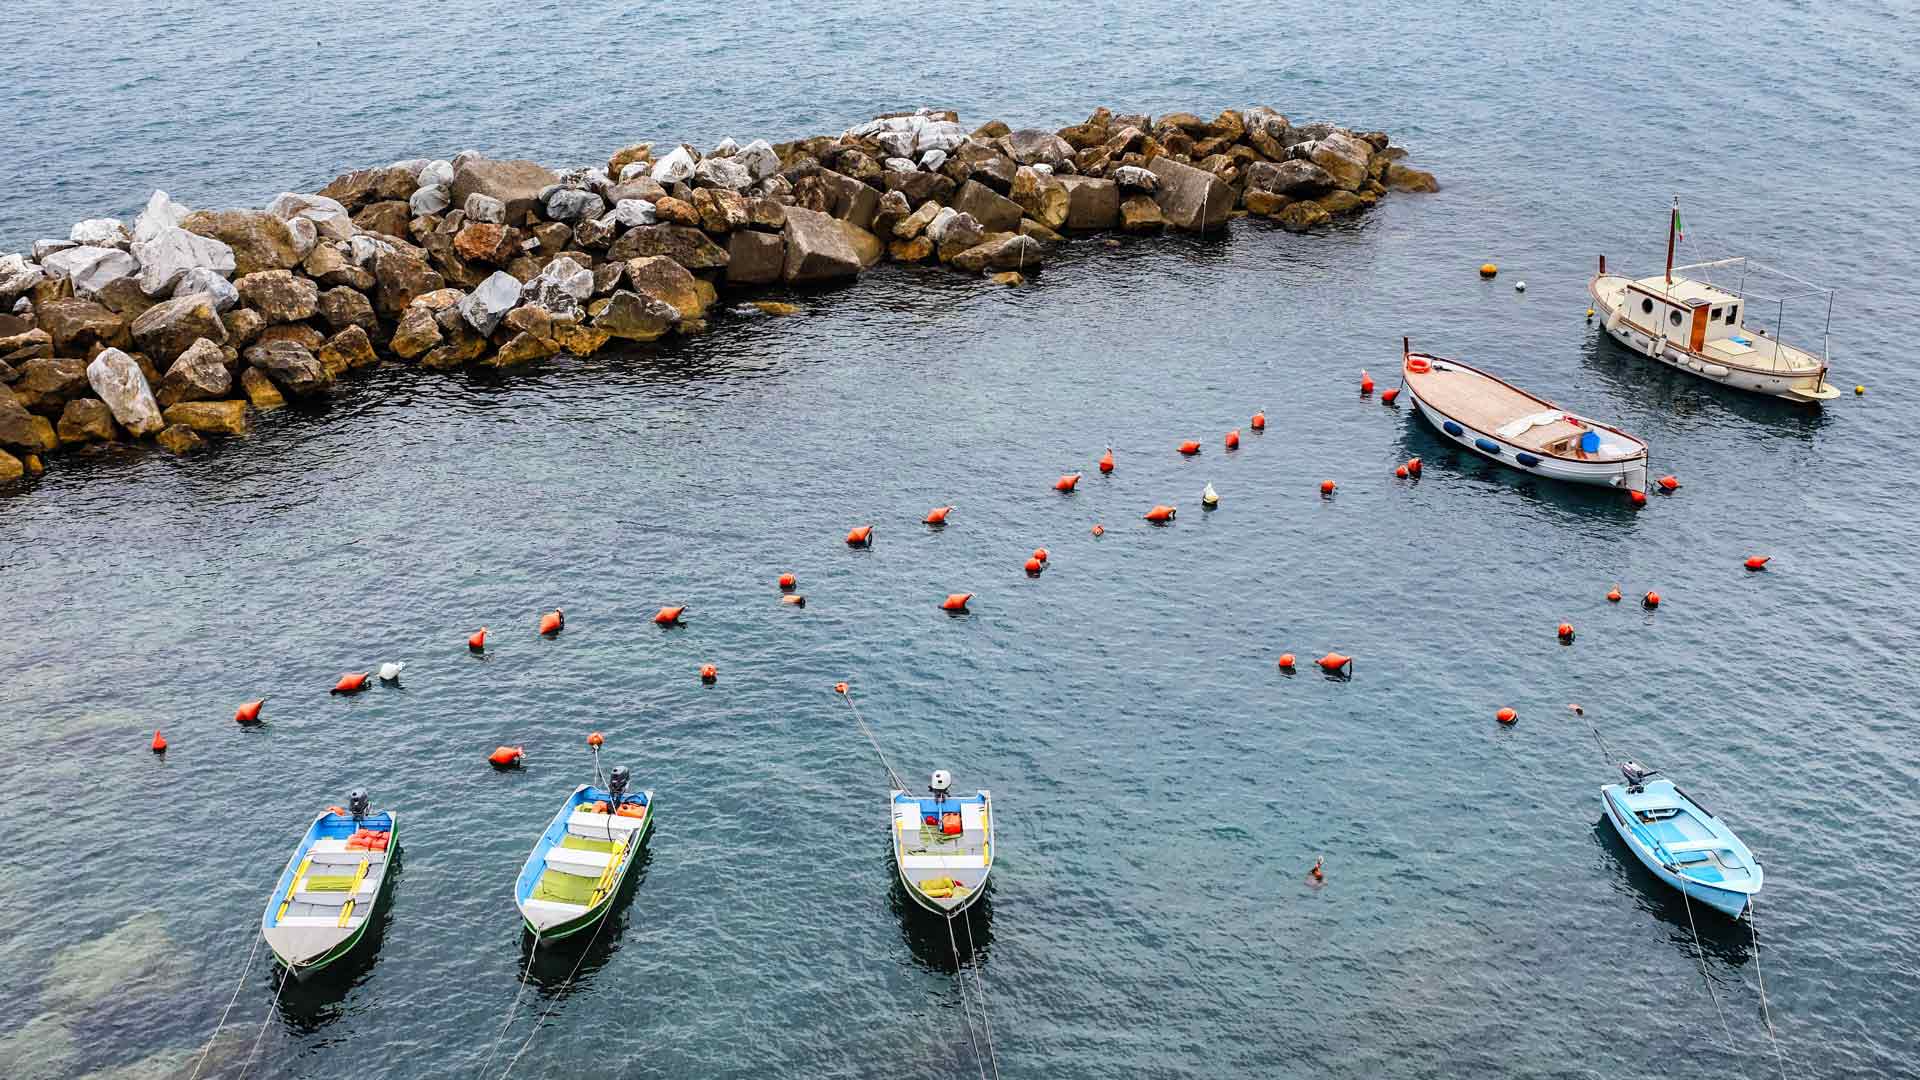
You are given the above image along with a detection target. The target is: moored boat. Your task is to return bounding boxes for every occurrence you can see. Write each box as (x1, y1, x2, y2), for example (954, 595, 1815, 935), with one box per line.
(1588, 197, 1839, 403)
(892, 770, 994, 916)
(1601, 760, 1761, 918)
(1401, 339, 1649, 492)
(261, 791, 398, 979)
(514, 766, 654, 940)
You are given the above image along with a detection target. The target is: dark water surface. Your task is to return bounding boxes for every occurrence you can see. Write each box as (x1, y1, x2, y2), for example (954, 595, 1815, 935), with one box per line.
(4, 2, 1918, 1078)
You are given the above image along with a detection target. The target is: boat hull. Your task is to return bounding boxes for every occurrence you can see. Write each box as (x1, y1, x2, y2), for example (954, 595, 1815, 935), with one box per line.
(1600, 787, 1750, 918)
(262, 811, 400, 980)
(1406, 385, 1648, 491)
(1589, 275, 1838, 403)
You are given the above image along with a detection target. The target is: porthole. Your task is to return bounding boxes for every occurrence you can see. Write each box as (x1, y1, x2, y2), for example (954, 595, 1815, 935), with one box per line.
(1669, 310, 1683, 327)
(1641, 297, 1654, 314)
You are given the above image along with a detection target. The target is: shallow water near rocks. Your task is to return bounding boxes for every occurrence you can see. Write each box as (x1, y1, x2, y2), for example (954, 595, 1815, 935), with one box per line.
(3, 2, 1919, 1078)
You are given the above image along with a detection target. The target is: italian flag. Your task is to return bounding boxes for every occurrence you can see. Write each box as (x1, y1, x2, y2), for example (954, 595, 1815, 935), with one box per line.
(1672, 205, 1684, 241)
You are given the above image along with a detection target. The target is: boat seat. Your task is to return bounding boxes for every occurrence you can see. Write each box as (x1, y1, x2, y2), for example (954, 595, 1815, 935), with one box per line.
(560, 835, 618, 854)
(276, 914, 356, 928)
(1663, 839, 1728, 853)
(567, 810, 645, 836)
(521, 898, 587, 920)
(1684, 866, 1726, 884)
(545, 847, 614, 876)
(902, 853, 987, 868)
(1672, 851, 1711, 865)
(532, 868, 598, 905)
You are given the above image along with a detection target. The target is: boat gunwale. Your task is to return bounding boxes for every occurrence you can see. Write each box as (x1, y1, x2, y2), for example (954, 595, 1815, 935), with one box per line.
(1402, 350, 1648, 464)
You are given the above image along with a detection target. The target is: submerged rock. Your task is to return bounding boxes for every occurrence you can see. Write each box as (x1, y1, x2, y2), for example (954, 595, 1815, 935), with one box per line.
(163, 399, 249, 435)
(85, 348, 164, 437)
(155, 422, 204, 454)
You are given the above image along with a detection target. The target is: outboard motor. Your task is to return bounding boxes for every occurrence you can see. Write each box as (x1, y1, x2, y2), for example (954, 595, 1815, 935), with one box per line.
(1619, 760, 1657, 792)
(609, 765, 631, 806)
(929, 769, 952, 804)
(347, 789, 370, 822)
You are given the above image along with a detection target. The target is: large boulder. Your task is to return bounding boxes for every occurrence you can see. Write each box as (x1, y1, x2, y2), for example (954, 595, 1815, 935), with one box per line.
(452, 221, 516, 265)
(1006, 129, 1074, 168)
(171, 267, 240, 311)
(521, 256, 594, 317)
(130, 226, 236, 297)
(459, 272, 522, 335)
(244, 340, 332, 397)
(693, 155, 752, 191)
(650, 146, 697, 185)
(606, 225, 730, 270)
(10, 357, 92, 414)
(837, 222, 884, 268)
(132, 190, 190, 244)
(1275, 200, 1332, 233)
(1055, 176, 1120, 229)
(84, 348, 164, 436)
(449, 158, 558, 223)
(41, 246, 139, 298)
(178, 210, 304, 276)
(1307, 131, 1373, 191)
(544, 188, 604, 222)
(36, 299, 125, 356)
(590, 290, 680, 341)
(737, 139, 780, 182)
(130, 293, 228, 364)
(317, 286, 378, 336)
(70, 218, 131, 248)
(352, 200, 412, 238)
(0, 391, 58, 453)
(915, 120, 968, 155)
(235, 270, 319, 323)
(1010, 167, 1070, 230)
(389, 305, 443, 359)
(882, 169, 955, 207)
(0, 253, 46, 304)
(1385, 163, 1440, 193)
(925, 207, 984, 251)
(1246, 159, 1335, 196)
(725, 230, 784, 285)
(265, 193, 353, 241)
(57, 398, 116, 443)
(781, 206, 862, 283)
(692, 188, 751, 233)
(624, 256, 704, 320)
(372, 249, 444, 318)
(317, 325, 378, 374)
(951, 179, 1022, 233)
(162, 399, 249, 436)
(1146, 157, 1232, 232)
(1119, 194, 1165, 232)
(950, 233, 1045, 274)
(317, 165, 419, 212)
(157, 338, 231, 406)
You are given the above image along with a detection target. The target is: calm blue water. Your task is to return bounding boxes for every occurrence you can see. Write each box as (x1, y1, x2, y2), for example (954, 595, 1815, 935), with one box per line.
(3, 2, 1918, 1078)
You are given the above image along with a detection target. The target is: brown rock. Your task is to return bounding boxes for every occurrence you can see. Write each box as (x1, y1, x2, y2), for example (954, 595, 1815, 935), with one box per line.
(1243, 189, 1293, 217)
(487, 331, 560, 367)
(951, 179, 1023, 234)
(837, 222, 884, 269)
(373, 250, 445, 318)
(691, 189, 750, 233)
(0, 392, 58, 453)
(1246, 159, 1336, 196)
(1119, 195, 1166, 232)
(239, 365, 285, 410)
(1, 328, 54, 363)
(549, 320, 611, 357)
(222, 308, 266, 348)
(781, 206, 862, 283)
(157, 338, 231, 407)
(450, 158, 558, 224)
(888, 236, 935, 262)
(746, 198, 787, 230)
(725, 230, 784, 285)
(352, 200, 412, 238)
(607, 225, 730, 270)
(1308, 132, 1374, 191)
(1058, 123, 1110, 150)
(57, 398, 116, 444)
(893, 201, 942, 240)
(1009, 168, 1070, 230)
(450, 222, 513, 265)
(318, 325, 378, 374)
(179, 209, 303, 276)
(989, 271, 1026, 287)
(654, 196, 701, 226)
(1385, 163, 1440, 193)
(503, 305, 554, 342)
(751, 301, 799, 316)
(303, 243, 374, 291)
(1146, 157, 1232, 232)
(92, 276, 158, 321)
(1275, 201, 1332, 232)
(1055, 176, 1120, 230)
(318, 165, 419, 211)
(162, 399, 249, 436)
(590, 290, 679, 341)
(388, 305, 443, 360)
(235, 270, 319, 324)
(883, 169, 956, 208)
(825, 175, 880, 230)
(607, 142, 653, 179)
(420, 310, 488, 369)
(1316, 190, 1367, 216)
(624, 256, 705, 320)
(316, 287, 378, 336)
(1018, 219, 1064, 243)
(38, 298, 126, 357)
(131, 293, 228, 365)
(949, 233, 1045, 274)
(0, 447, 22, 481)
(244, 341, 332, 397)
(11, 358, 92, 415)
(255, 324, 325, 351)
(155, 423, 204, 454)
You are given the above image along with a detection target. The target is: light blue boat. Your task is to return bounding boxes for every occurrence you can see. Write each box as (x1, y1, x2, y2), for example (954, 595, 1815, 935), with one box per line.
(1600, 761, 1761, 918)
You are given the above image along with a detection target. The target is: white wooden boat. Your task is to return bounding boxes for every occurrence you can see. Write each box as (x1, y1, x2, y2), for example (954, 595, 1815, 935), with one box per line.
(1588, 197, 1839, 403)
(1401, 339, 1649, 492)
(892, 770, 993, 916)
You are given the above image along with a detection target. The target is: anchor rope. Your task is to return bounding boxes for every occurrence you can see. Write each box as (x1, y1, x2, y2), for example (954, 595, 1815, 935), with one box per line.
(944, 913, 990, 1080)
(187, 932, 263, 1080)
(497, 903, 617, 1079)
(1678, 886, 1739, 1057)
(1749, 900, 1793, 1080)
(234, 965, 289, 1080)
(476, 930, 541, 1080)
(838, 687, 907, 792)
(960, 908, 1003, 1080)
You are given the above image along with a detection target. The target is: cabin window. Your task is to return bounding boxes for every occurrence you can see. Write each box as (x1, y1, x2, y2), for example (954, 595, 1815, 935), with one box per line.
(1725, 305, 1738, 325)
(1669, 310, 1683, 327)
(1711, 306, 1723, 319)
(1640, 297, 1654, 314)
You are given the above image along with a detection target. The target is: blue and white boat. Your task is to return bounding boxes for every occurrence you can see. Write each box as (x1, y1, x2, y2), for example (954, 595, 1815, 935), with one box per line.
(892, 770, 994, 916)
(261, 790, 398, 979)
(1600, 761, 1761, 918)
(513, 767, 654, 940)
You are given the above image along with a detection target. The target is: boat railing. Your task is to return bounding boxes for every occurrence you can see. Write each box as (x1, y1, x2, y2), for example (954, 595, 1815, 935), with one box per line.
(1670, 256, 1834, 373)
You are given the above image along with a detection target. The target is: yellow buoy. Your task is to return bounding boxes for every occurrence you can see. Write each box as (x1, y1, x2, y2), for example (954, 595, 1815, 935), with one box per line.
(1855, 385, 1866, 396)
(1585, 307, 1595, 318)
(1479, 263, 1498, 278)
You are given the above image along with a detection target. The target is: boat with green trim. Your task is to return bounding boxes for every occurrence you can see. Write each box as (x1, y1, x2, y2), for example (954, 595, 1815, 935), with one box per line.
(260, 791, 398, 980)
(892, 769, 993, 916)
(514, 767, 653, 940)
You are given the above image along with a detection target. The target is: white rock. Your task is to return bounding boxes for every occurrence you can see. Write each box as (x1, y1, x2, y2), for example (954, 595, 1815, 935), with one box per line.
(451, 149, 484, 169)
(389, 157, 431, 179)
(545, 188, 604, 222)
(418, 159, 455, 188)
(265, 192, 353, 241)
(345, 234, 393, 269)
(284, 216, 318, 260)
(884, 156, 919, 173)
(710, 136, 740, 157)
(737, 139, 780, 183)
(42, 245, 140, 298)
(926, 207, 982, 249)
(651, 146, 697, 185)
(86, 348, 164, 437)
(1032, 163, 1054, 175)
(1111, 165, 1158, 191)
(460, 271, 521, 335)
(848, 115, 917, 138)
(520, 255, 593, 317)
(914, 120, 968, 155)
(70, 218, 131, 248)
(919, 149, 948, 173)
(464, 193, 506, 224)
(33, 238, 76, 261)
(876, 130, 916, 159)
(0, 253, 45, 302)
(410, 185, 451, 217)
(171, 267, 240, 311)
(130, 227, 235, 297)
(693, 156, 751, 191)
(619, 162, 653, 182)
(606, 199, 656, 227)
(132, 190, 190, 244)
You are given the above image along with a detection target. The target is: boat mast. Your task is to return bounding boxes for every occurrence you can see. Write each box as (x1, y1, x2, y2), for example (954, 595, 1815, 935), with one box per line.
(1665, 195, 1679, 285)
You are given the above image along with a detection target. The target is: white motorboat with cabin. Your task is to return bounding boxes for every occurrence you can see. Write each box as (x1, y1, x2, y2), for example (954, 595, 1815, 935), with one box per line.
(1588, 197, 1839, 403)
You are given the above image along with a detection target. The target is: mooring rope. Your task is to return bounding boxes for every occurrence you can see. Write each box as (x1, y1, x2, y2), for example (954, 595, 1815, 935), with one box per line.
(943, 913, 990, 1080)
(1679, 886, 1739, 1057)
(1748, 900, 1792, 1080)
(187, 933, 263, 1080)
(837, 685, 907, 792)
(960, 908, 1003, 1080)
(234, 966, 289, 1080)
(476, 930, 542, 1079)
(497, 907, 617, 1079)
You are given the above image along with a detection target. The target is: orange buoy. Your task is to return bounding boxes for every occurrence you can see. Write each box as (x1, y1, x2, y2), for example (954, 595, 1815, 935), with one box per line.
(699, 663, 718, 684)
(1309, 856, 1324, 882)
(540, 608, 564, 635)
(587, 731, 605, 748)
(1098, 447, 1114, 473)
(1606, 585, 1622, 603)
(1090, 523, 1105, 537)
(1496, 707, 1518, 725)
(235, 699, 265, 725)
(1557, 622, 1575, 643)
(1394, 464, 1409, 479)
(1657, 475, 1680, 492)
(1643, 590, 1661, 609)
(1406, 457, 1422, 477)
(1178, 440, 1201, 456)
(1225, 429, 1240, 450)
(846, 524, 874, 547)
(488, 745, 525, 769)
(1251, 410, 1266, 430)
(331, 672, 371, 695)
(1317, 653, 1353, 675)
(1320, 479, 1336, 496)
(1381, 387, 1400, 405)
(925, 505, 955, 525)
(468, 627, 488, 651)
(1277, 653, 1296, 671)
(781, 593, 807, 607)
(941, 592, 973, 612)
(1628, 489, 1647, 508)
(1024, 557, 1044, 575)
(150, 731, 167, 754)
(1054, 473, 1081, 493)
(1032, 547, 1049, 563)
(654, 605, 686, 626)
(1144, 504, 1177, 523)
(1360, 369, 1374, 395)
(1744, 556, 1771, 571)
(778, 572, 797, 591)
(833, 681, 849, 694)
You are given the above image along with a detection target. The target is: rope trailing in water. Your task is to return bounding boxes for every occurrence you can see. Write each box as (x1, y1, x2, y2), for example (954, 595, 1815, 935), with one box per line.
(234, 966, 290, 1080)
(961, 908, 1003, 1080)
(187, 932, 263, 1080)
(944, 913, 990, 1080)
(1678, 886, 1739, 1056)
(497, 908, 618, 1079)
(476, 930, 541, 1079)
(837, 684, 907, 792)
(1748, 900, 1792, 1080)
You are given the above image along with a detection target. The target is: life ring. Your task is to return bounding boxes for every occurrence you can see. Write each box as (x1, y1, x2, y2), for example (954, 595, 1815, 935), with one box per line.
(1406, 356, 1430, 374)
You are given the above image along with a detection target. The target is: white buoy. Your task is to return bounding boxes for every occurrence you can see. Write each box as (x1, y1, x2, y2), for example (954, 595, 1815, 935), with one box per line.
(1201, 481, 1219, 508)
(1514, 280, 1527, 293)
(378, 661, 405, 682)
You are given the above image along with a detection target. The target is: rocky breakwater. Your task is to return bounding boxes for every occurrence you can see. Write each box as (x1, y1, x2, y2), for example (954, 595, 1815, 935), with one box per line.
(0, 106, 1435, 485)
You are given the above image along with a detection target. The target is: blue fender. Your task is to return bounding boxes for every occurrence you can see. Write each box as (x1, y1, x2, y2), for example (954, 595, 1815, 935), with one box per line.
(1442, 420, 1464, 437)
(1515, 452, 1541, 467)
(1475, 437, 1501, 455)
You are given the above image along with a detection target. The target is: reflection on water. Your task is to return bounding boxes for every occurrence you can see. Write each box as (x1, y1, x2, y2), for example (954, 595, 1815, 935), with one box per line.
(1589, 820, 1752, 967)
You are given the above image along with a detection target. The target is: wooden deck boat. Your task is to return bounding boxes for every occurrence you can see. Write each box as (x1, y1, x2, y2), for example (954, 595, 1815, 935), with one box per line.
(1401, 339, 1649, 492)
(892, 770, 994, 916)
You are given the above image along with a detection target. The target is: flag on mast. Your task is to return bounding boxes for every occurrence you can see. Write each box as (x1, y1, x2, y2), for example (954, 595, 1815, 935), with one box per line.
(1673, 205, 1684, 241)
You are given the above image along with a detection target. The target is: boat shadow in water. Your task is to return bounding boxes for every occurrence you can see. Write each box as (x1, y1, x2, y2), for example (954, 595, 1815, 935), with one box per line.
(518, 844, 654, 991)
(1589, 819, 1752, 965)
(887, 855, 995, 974)
(272, 850, 405, 1032)
(1579, 330, 1832, 441)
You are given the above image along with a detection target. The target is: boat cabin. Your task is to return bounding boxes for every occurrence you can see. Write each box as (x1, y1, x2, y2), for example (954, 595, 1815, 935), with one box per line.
(1624, 275, 1750, 359)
